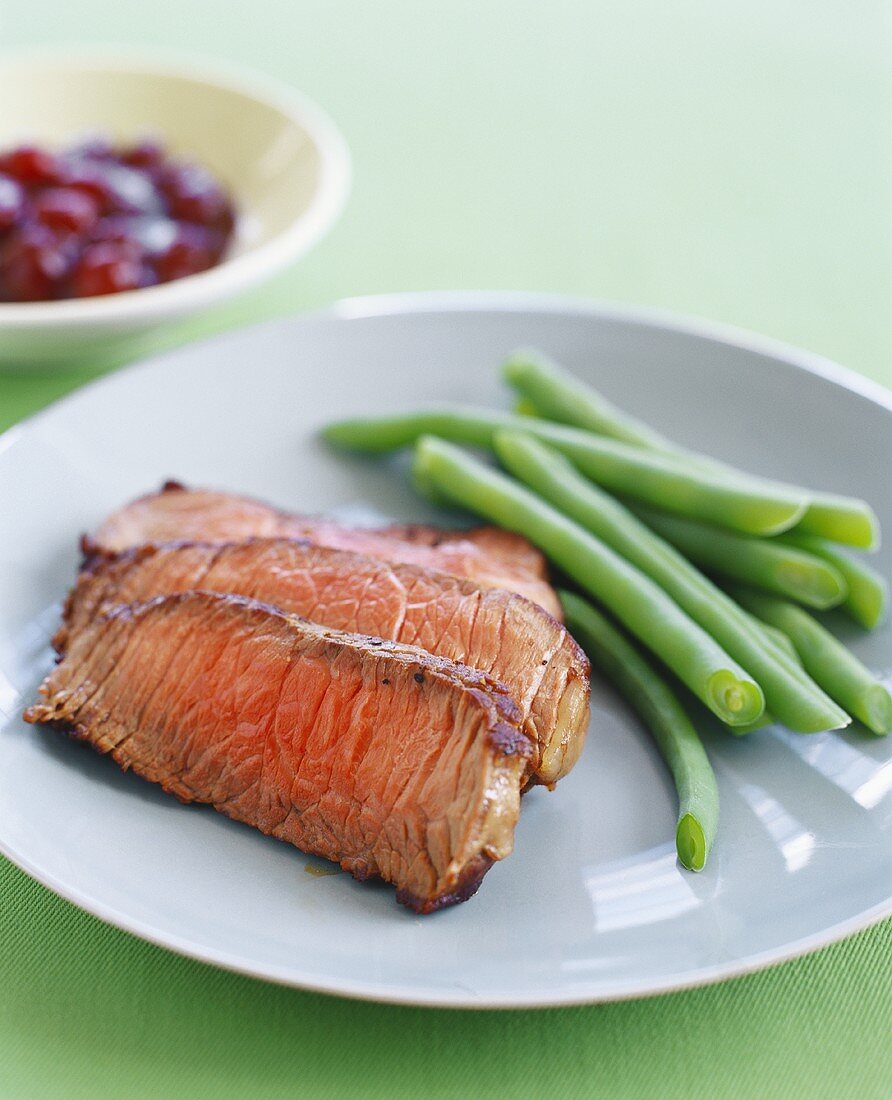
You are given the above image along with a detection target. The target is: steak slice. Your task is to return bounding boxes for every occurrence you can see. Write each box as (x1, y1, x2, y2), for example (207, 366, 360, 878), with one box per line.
(91, 482, 561, 617)
(61, 539, 590, 785)
(27, 592, 532, 912)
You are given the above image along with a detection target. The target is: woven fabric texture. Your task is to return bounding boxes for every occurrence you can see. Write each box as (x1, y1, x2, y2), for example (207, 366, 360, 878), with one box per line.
(2, 2, 891, 1095)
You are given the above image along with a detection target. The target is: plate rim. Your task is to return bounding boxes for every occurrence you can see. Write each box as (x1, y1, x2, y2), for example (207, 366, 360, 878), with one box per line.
(2, 289, 890, 1009)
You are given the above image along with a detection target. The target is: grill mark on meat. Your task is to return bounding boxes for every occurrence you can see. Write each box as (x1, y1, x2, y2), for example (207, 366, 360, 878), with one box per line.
(28, 592, 531, 911)
(62, 539, 589, 785)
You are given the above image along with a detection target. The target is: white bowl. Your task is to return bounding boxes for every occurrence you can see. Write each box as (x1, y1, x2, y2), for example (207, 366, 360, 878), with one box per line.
(0, 50, 351, 368)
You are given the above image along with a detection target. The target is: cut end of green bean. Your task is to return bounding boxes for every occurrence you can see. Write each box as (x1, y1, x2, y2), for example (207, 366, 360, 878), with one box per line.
(776, 560, 848, 610)
(863, 684, 892, 736)
(795, 498, 881, 551)
(780, 532, 888, 629)
(852, 583, 888, 631)
(706, 670, 764, 727)
(676, 813, 707, 871)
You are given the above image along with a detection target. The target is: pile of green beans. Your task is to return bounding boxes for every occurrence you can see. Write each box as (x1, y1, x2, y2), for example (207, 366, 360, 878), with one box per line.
(411, 435, 764, 728)
(323, 349, 888, 870)
(325, 408, 811, 536)
(629, 506, 848, 610)
(492, 432, 847, 733)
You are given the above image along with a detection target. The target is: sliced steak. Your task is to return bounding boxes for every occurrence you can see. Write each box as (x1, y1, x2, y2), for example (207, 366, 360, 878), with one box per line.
(61, 539, 590, 784)
(27, 591, 532, 913)
(91, 481, 561, 617)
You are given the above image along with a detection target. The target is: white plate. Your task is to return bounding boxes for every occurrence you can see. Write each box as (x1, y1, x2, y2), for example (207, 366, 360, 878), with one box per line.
(1, 292, 890, 1007)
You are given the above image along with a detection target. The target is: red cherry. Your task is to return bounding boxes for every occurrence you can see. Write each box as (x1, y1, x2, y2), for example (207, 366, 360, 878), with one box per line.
(0, 136, 235, 300)
(91, 214, 178, 256)
(64, 169, 116, 215)
(69, 240, 143, 297)
(34, 188, 100, 234)
(0, 174, 25, 231)
(63, 162, 159, 216)
(153, 225, 218, 282)
(0, 226, 70, 301)
(122, 140, 165, 169)
(162, 164, 232, 228)
(0, 145, 61, 186)
(87, 214, 131, 243)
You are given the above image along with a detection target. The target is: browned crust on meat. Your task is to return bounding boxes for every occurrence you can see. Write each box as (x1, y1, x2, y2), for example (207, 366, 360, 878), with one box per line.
(396, 853, 494, 914)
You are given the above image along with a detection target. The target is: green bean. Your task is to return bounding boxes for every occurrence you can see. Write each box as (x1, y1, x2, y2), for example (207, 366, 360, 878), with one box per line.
(732, 589, 892, 735)
(411, 435, 764, 726)
(503, 350, 676, 451)
(324, 408, 809, 535)
(502, 350, 880, 549)
(745, 616, 801, 667)
(777, 532, 888, 629)
(325, 408, 494, 452)
(791, 495, 879, 550)
(559, 590, 719, 871)
(630, 506, 847, 610)
(492, 431, 848, 733)
(513, 397, 540, 418)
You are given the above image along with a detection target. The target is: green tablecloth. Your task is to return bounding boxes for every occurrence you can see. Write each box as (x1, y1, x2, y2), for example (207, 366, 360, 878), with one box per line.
(2, 3, 890, 1095)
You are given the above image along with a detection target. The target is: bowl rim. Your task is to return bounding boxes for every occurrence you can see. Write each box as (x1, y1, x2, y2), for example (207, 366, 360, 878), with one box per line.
(0, 46, 352, 329)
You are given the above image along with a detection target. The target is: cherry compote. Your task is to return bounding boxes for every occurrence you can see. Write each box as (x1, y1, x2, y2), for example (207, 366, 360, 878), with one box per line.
(0, 137, 236, 302)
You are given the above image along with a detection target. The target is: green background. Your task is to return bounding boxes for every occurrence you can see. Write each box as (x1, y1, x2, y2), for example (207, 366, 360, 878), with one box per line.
(1, 2, 890, 1096)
